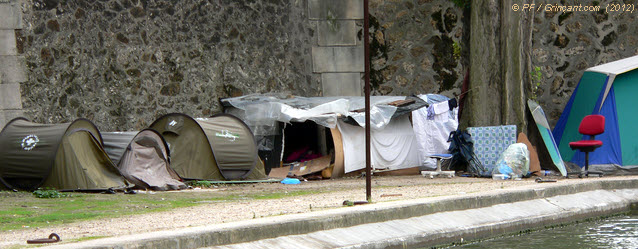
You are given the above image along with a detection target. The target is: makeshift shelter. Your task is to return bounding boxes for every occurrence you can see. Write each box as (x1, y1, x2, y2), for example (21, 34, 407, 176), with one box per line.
(0, 118, 129, 191)
(102, 130, 187, 190)
(553, 55, 638, 175)
(337, 116, 420, 173)
(221, 94, 456, 177)
(148, 113, 267, 181)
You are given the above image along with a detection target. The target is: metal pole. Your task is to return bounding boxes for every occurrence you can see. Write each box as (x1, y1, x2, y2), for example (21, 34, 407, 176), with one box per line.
(363, 0, 372, 202)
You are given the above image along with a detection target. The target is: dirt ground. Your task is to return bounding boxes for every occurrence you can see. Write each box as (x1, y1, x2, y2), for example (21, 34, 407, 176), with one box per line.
(0, 174, 626, 247)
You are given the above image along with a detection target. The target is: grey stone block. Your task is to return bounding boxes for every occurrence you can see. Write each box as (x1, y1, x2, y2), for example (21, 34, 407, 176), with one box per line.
(0, 83, 22, 109)
(0, 29, 17, 55)
(321, 73, 362, 96)
(0, 3, 23, 29)
(0, 55, 27, 83)
(312, 46, 364, 73)
(0, 109, 23, 130)
(317, 20, 357, 46)
(309, 0, 363, 20)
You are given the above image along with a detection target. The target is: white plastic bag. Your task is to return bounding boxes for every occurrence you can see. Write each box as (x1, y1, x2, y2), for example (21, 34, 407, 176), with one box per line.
(492, 143, 530, 180)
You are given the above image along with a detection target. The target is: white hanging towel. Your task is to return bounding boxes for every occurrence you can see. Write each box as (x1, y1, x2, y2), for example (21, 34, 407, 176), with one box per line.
(432, 101, 450, 122)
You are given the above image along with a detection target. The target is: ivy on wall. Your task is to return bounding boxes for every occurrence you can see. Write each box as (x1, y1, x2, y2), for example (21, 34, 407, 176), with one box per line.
(358, 15, 388, 91)
(450, 0, 471, 9)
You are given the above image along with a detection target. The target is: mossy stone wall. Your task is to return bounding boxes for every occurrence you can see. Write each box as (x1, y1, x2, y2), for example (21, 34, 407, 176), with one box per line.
(13, 0, 638, 131)
(18, 0, 318, 130)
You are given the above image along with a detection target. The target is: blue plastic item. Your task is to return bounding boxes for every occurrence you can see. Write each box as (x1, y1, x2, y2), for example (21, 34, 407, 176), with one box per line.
(497, 162, 513, 175)
(281, 178, 300, 184)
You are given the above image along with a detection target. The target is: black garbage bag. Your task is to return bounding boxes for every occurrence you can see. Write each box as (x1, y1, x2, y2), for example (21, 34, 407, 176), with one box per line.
(444, 129, 485, 176)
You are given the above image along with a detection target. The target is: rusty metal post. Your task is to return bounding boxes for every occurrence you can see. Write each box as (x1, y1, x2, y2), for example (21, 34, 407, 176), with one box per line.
(363, 0, 372, 202)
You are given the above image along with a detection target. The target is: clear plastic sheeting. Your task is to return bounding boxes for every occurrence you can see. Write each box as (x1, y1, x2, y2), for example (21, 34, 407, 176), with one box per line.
(221, 94, 414, 135)
(244, 98, 350, 128)
(492, 143, 530, 179)
(349, 104, 398, 130)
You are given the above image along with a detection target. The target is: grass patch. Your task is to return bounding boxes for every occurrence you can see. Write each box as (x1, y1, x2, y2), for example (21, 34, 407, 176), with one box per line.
(190, 180, 214, 188)
(0, 188, 323, 232)
(33, 188, 70, 198)
(73, 235, 109, 242)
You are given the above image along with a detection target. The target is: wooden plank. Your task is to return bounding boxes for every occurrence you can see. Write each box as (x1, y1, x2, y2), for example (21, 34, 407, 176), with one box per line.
(330, 127, 345, 178)
(386, 99, 415, 107)
(372, 167, 420, 176)
(268, 155, 332, 179)
(351, 99, 416, 112)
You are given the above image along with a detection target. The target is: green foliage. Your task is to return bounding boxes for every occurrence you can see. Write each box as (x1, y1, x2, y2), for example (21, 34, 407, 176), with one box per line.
(190, 180, 213, 188)
(530, 66, 543, 100)
(326, 9, 340, 32)
(33, 188, 69, 198)
(452, 41, 462, 60)
(450, 0, 470, 8)
(359, 14, 389, 90)
(74, 236, 108, 242)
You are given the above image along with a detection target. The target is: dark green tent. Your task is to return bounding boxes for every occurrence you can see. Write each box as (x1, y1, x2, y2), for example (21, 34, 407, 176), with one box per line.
(149, 113, 267, 180)
(0, 118, 129, 191)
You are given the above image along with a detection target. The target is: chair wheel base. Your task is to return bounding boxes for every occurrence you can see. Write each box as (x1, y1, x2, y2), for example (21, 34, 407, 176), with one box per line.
(421, 171, 455, 179)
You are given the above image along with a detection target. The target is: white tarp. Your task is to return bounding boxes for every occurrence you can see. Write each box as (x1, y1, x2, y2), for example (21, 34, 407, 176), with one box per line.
(337, 116, 420, 173)
(411, 95, 458, 169)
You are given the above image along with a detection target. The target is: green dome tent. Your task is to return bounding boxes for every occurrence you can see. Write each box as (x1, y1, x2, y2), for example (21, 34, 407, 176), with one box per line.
(0, 118, 129, 191)
(149, 113, 267, 181)
(103, 129, 187, 191)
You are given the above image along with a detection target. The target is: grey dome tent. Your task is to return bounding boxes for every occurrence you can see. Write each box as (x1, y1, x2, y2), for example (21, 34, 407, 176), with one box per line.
(103, 129, 187, 191)
(149, 113, 267, 181)
(0, 118, 129, 191)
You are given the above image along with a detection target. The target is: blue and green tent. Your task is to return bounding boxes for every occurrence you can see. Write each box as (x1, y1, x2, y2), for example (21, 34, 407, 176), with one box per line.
(553, 55, 638, 174)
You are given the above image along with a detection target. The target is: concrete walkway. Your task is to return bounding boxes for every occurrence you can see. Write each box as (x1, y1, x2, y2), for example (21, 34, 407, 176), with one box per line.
(40, 178, 638, 249)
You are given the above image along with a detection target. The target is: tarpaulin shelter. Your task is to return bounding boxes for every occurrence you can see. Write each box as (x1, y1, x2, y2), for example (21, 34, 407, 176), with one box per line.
(221, 94, 456, 177)
(337, 116, 420, 173)
(553, 55, 638, 175)
(103, 130, 187, 190)
(149, 113, 267, 181)
(0, 118, 129, 191)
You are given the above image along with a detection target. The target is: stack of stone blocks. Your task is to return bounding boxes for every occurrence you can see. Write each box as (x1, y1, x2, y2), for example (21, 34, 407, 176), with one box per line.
(0, 0, 25, 129)
(310, 0, 364, 97)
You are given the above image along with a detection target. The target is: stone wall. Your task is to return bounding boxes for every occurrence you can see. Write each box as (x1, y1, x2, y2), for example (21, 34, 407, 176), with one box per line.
(11, 0, 638, 131)
(531, 0, 638, 127)
(14, 0, 471, 131)
(0, 0, 26, 129)
(310, 0, 365, 97)
(17, 0, 318, 130)
(368, 0, 468, 97)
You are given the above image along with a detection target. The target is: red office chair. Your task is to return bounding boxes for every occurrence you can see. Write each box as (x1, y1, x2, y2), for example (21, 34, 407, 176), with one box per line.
(568, 114, 605, 178)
